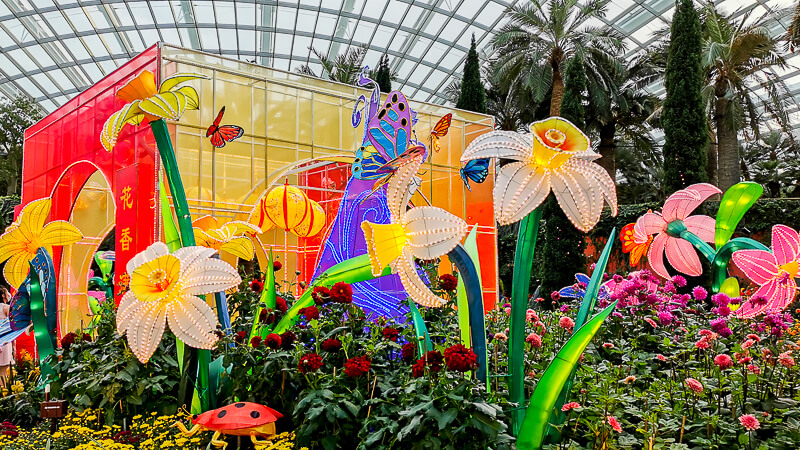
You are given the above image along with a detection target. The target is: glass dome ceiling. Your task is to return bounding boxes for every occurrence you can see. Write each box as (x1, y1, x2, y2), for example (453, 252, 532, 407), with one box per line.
(0, 0, 798, 132)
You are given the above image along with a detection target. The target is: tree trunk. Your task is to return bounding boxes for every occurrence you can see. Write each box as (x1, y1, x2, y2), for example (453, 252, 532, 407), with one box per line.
(706, 125, 718, 187)
(550, 65, 564, 117)
(715, 95, 740, 192)
(6, 172, 17, 195)
(597, 122, 616, 180)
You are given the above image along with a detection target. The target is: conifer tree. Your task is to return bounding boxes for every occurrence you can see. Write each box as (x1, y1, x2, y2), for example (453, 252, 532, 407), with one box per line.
(456, 35, 486, 113)
(662, 0, 707, 193)
(375, 55, 392, 93)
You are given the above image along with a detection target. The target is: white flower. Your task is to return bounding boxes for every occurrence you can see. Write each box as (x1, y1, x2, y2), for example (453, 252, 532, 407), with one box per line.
(116, 242, 240, 362)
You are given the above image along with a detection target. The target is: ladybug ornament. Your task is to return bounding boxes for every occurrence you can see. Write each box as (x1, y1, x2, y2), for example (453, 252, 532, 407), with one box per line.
(173, 402, 283, 449)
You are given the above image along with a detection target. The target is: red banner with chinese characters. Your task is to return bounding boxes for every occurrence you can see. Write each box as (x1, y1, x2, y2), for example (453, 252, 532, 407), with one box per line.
(115, 164, 139, 303)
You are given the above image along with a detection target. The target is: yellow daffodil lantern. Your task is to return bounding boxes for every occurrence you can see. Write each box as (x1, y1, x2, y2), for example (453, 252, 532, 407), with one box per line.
(0, 198, 83, 288)
(461, 117, 617, 231)
(193, 217, 262, 262)
(101, 70, 207, 152)
(361, 154, 468, 307)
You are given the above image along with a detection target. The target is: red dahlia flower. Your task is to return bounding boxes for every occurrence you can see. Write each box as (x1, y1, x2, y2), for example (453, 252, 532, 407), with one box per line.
(312, 286, 331, 305)
(234, 330, 247, 344)
(344, 356, 371, 378)
(298, 353, 323, 374)
(60, 332, 77, 350)
(443, 344, 478, 372)
(330, 282, 353, 304)
(280, 330, 296, 349)
(438, 274, 458, 291)
(300, 306, 320, 321)
(321, 338, 342, 352)
(250, 336, 262, 348)
(276, 296, 288, 313)
(250, 280, 264, 293)
(273, 260, 282, 272)
(401, 342, 417, 363)
(381, 327, 400, 342)
(265, 333, 282, 349)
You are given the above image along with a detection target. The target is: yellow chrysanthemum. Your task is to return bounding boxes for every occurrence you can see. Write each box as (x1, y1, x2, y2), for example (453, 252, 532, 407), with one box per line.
(0, 197, 83, 287)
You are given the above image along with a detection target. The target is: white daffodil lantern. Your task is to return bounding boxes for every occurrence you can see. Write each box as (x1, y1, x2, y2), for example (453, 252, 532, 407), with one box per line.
(117, 242, 241, 363)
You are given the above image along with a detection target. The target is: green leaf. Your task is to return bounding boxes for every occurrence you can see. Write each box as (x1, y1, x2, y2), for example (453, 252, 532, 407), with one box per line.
(517, 301, 618, 450)
(398, 415, 423, 441)
(438, 408, 458, 430)
(715, 182, 762, 249)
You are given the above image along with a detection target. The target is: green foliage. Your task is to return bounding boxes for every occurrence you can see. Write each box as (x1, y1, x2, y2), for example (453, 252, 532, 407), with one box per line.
(45, 299, 182, 424)
(559, 54, 586, 128)
(375, 54, 392, 93)
(297, 45, 369, 85)
(0, 195, 20, 232)
(456, 35, 487, 114)
(662, 0, 708, 193)
(0, 96, 42, 195)
(537, 196, 586, 300)
(220, 282, 512, 449)
(0, 354, 44, 427)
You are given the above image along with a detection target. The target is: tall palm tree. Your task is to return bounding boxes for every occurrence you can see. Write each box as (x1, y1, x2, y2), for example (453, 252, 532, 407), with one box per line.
(586, 52, 661, 179)
(296, 45, 369, 85)
(491, 0, 624, 116)
(700, 3, 788, 192)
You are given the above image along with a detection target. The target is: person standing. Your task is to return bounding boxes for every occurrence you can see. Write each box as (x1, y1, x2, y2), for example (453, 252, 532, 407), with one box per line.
(0, 287, 14, 386)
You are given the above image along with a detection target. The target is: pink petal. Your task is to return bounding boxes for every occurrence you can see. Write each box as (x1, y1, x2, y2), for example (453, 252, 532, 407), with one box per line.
(772, 225, 800, 266)
(636, 212, 667, 236)
(764, 284, 797, 314)
(737, 281, 779, 319)
(684, 215, 715, 243)
(664, 237, 702, 276)
(647, 233, 670, 279)
(662, 183, 722, 222)
(732, 250, 778, 285)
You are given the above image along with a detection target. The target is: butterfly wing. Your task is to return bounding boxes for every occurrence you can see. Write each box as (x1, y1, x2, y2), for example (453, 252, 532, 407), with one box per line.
(206, 107, 225, 137)
(376, 143, 426, 173)
(209, 125, 244, 148)
(366, 91, 413, 160)
(620, 223, 638, 253)
(352, 145, 390, 180)
(629, 236, 653, 266)
(431, 113, 452, 138)
(459, 158, 489, 190)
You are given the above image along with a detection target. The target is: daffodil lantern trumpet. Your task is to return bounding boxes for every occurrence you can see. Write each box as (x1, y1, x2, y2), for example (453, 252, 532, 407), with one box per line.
(461, 117, 617, 231)
(117, 242, 241, 363)
(361, 154, 468, 307)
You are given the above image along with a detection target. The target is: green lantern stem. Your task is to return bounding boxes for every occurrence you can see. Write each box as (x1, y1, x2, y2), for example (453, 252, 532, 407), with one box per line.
(509, 206, 543, 436)
(150, 118, 214, 413)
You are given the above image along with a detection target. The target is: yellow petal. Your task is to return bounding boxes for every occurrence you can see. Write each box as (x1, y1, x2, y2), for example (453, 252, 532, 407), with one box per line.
(530, 117, 589, 154)
(18, 198, 51, 235)
(40, 221, 83, 247)
(361, 221, 406, 276)
(226, 221, 262, 236)
(0, 231, 27, 264)
(247, 196, 276, 233)
(192, 215, 219, 232)
(117, 70, 158, 103)
(393, 246, 447, 308)
(175, 86, 200, 110)
(4, 254, 31, 290)
(193, 229, 220, 251)
(158, 73, 208, 93)
(220, 237, 254, 260)
(139, 92, 186, 121)
(101, 102, 144, 151)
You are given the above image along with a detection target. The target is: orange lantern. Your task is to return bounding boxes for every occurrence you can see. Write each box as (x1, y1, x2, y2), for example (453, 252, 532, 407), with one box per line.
(293, 200, 326, 238)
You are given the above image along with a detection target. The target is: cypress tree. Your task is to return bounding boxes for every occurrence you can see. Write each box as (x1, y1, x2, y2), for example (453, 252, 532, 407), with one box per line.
(662, 0, 707, 193)
(375, 55, 392, 93)
(537, 55, 587, 298)
(456, 34, 486, 113)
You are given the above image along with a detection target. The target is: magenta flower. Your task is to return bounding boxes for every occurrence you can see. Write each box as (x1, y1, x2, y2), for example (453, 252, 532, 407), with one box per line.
(732, 225, 800, 318)
(634, 183, 720, 278)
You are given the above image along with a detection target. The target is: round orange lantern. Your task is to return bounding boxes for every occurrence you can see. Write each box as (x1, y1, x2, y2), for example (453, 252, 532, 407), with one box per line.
(262, 184, 309, 231)
(293, 200, 326, 238)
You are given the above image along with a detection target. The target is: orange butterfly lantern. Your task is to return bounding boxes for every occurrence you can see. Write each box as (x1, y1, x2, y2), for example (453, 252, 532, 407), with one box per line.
(429, 113, 452, 153)
(620, 223, 653, 266)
